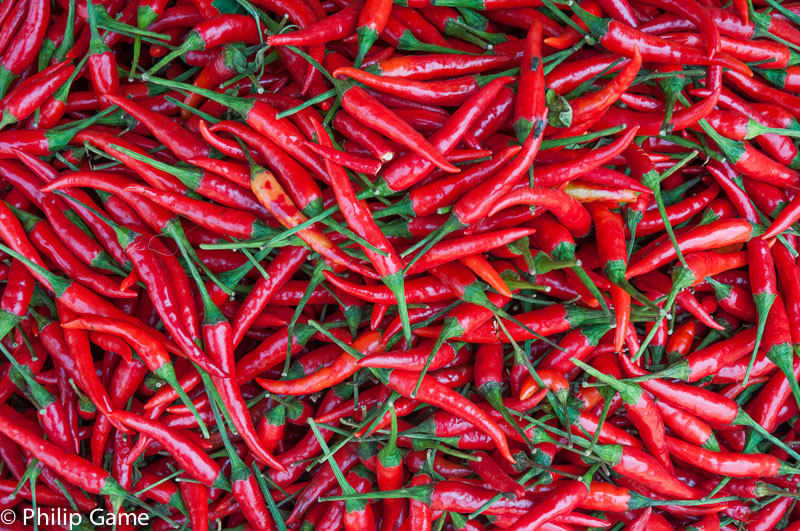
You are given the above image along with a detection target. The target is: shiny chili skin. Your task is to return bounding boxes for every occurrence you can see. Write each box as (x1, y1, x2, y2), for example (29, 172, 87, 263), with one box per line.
(111, 410, 229, 489)
(250, 168, 377, 279)
(0, 404, 121, 495)
(626, 219, 758, 278)
(619, 354, 740, 424)
(0, 0, 50, 96)
(377, 77, 511, 193)
(508, 480, 590, 531)
(665, 436, 790, 477)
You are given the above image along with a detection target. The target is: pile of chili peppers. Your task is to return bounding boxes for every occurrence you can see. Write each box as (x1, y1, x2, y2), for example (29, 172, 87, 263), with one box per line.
(6, 0, 800, 529)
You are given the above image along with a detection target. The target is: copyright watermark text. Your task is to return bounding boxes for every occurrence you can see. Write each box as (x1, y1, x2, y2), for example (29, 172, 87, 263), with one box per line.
(3, 507, 150, 528)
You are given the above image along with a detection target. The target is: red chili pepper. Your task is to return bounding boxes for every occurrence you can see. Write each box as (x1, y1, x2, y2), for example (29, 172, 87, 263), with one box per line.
(665, 435, 799, 477)
(576, 358, 672, 471)
(657, 400, 719, 450)
(0, 0, 49, 96)
(111, 409, 230, 489)
(258, 331, 381, 395)
(104, 94, 211, 162)
(0, 404, 131, 497)
(636, 182, 720, 237)
(0, 61, 73, 129)
(10, 207, 133, 300)
(180, 482, 209, 531)
(574, 5, 750, 74)
(248, 167, 378, 279)
(618, 354, 740, 425)
(268, 1, 363, 47)
(488, 187, 591, 237)
(146, 14, 267, 75)
(375, 76, 512, 194)
(506, 479, 590, 531)
(625, 219, 759, 278)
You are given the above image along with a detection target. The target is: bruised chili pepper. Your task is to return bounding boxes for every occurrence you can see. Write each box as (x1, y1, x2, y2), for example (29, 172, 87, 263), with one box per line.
(248, 167, 378, 280)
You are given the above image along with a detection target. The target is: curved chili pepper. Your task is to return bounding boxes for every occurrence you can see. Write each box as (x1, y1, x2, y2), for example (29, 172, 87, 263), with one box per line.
(375, 76, 512, 193)
(665, 435, 799, 477)
(311, 119, 413, 343)
(268, 1, 362, 47)
(636, 182, 720, 237)
(111, 409, 230, 489)
(406, 227, 536, 275)
(0, 0, 50, 97)
(104, 94, 210, 162)
(146, 14, 266, 75)
(249, 167, 378, 279)
(387, 369, 515, 463)
(258, 331, 381, 395)
(0, 404, 131, 498)
(625, 219, 759, 278)
(488, 187, 591, 237)
(507, 480, 590, 531)
(574, 5, 751, 75)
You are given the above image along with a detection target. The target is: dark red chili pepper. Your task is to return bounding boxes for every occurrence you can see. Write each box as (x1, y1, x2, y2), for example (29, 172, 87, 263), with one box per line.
(636, 182, 720, 237)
